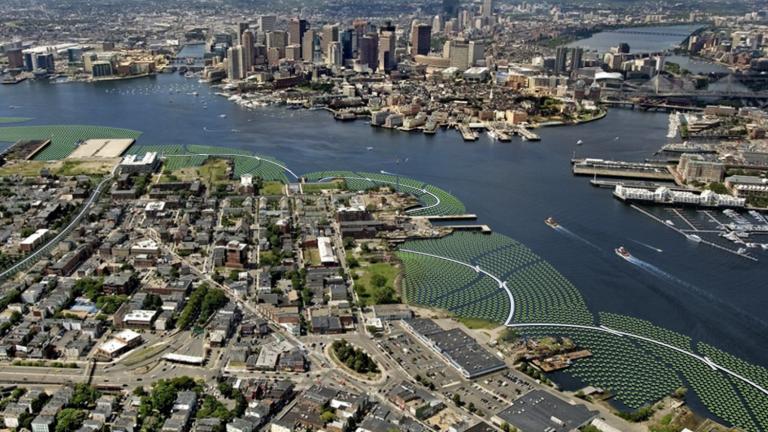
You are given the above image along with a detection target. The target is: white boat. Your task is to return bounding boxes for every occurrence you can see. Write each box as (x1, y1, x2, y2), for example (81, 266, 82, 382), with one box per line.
(366, 147, 374, 151)
(615, 246, 632, 260)
(665, 219, 675, 226)
(737, 248, 748, 255)
(686, 234, 702, 243)
(487, 130, 498, 141)
(218, 114, 227, 118)
(576, 139, 583, 145)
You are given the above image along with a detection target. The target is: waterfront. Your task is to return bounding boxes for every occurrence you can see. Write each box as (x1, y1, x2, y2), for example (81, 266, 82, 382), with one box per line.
(1, 75, 767, 418)
(567, 24, 703, 53)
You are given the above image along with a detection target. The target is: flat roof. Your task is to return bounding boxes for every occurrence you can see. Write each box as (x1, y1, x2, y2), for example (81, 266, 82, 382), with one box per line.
(114, 328, 141, 342)
(317, 236, 337, 264)
(67, 138, 136, 159)
(99, 339, 127, 354)
(20, 229, 49, 245)
(494, 390, 598, 432)
(124, 309, 158, 323)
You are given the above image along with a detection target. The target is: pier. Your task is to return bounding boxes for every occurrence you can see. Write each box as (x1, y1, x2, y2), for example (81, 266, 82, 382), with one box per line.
(590, 179, 691, 192)
(515, 126, 540, 141)
(445, 224, 492, 234)
(572, 158, 675, 180)
(411, 214, 478, 221)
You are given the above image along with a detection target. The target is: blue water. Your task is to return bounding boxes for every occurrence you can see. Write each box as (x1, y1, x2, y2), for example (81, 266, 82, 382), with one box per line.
(1, 74, 767, 418)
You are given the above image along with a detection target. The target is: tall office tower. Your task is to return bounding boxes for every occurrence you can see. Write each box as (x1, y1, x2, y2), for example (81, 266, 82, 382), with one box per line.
(258, 15, 277, 32)
(226, 46, 243, 80)
(302, 30, 317, 62)
(241, 31, 255, 73)
(554, 46, 568, 74)
(320, 24, 339, 60)
(340, 29, 355, 61)
(353, 19, 372, 37)
(35, 53, 55, 73)
(238, 22, 249, 38)
(482, 0, 493, 17)
(378, 28, 396, 72)
(266, 30, 288, 56)
(442, 0, 461, 19)
(327, 42, 342, 66)
(410, 23, 432, 56)
(288, 18, 309, 55)
(570, 47, 583, 71)
(285, 44, 302, 61)
(446, 40, 470, 69)
(458, 10, 471, 30)
(468, 40, 484, 66)
(432, 15, 443, 33)
(6, 49, 24, 69)
(359, 33, 378, 70)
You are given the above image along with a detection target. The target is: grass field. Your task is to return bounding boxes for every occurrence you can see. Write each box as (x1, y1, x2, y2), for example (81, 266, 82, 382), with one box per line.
(303, 170, 466, 216)
(262, 181, 285, 195)
(0, 124, 141, 160)
(354, 262, 399, 306)
(129, 144, 289, 183)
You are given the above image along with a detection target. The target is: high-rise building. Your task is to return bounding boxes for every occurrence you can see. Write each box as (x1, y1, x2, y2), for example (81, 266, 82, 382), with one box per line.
(442, 0, 461, 19)
(359, 33, 378, 70)
(226, 46, 243, 80)
(340, 29, 355, 61)
(445, 39, 470, 69)
(35, 53, 55, 73)
(378, 28, 396, 72)
(302, 30, 317, 62)
(411, 23, 432, 57)
(432, 15, 443, 33)
(570, 47, 583, 71)
(6, 49, 24, 70)
(285, 44, 302, 61)
(327, 42, 342, 67)
(321, 24, 339, 60)
(482, 0, 494, 17)
(288, 18, 309, 55)
(266, 31, 288, 57)
(238, 22, 249, 38)
(258, 15, 277, 32)
(469, 40, 484, 66)
(554, 46, 568, 74)
(241, 31, 255, 73)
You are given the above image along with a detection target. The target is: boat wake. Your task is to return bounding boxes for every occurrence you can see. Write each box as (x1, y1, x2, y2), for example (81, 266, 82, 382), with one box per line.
(624, 255, 768, 330)
(631, 239, 663, 253)
(553, 226, 602, 251)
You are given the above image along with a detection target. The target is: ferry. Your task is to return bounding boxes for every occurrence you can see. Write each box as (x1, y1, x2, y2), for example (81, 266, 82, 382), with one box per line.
(615, 246, 632, 260)
(544, 217, 559, 229)
(686, 234, 702, 243)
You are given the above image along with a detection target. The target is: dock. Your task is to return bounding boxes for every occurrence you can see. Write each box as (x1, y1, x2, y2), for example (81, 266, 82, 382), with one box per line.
(590, 179, 690, 192)
(458, 125, 478, 141)
(515, 127, 540, 141)
(411, 214, 478, 221)
(572, 158, 675, 181)
(445, 224, 492, 234)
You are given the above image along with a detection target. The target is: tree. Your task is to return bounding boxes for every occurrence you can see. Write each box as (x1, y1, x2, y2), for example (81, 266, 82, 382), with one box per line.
(70, 384, 100, 408)
(55, 408, 86, 432)
(320, 410, 336, 423)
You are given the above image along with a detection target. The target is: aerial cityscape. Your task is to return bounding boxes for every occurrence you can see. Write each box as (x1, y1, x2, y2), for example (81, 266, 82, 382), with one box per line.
(1, 0, 768, 431)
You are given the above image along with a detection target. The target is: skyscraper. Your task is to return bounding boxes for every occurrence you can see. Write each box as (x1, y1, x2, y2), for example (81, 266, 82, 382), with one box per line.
(554, 46, 568, 74)
(442, 0, 461, 19)
(258, 15, 277, 32)
(358, 33, 378, 71)
(288, 18, 309, 57)
(340, 29, 355, 62)
(570, 47, 583, 71)
(241, 31, 255, 74)
(482, 0, 493, 18)
(302, 30, 317, 62)
(226, 46, 243, 80)
(6, 49, 24, 70)
(321, 24, 339, 60)
(266, 31, 288, 56)
(327, 41, 342, 67)
(378, 28, 396, 72)
(411, 23, 432, 57)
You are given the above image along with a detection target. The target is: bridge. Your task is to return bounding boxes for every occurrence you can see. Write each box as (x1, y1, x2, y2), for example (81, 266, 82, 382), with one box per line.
(609, 29, 696, 38)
